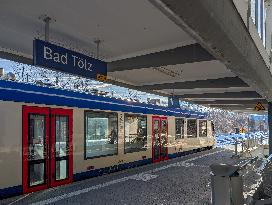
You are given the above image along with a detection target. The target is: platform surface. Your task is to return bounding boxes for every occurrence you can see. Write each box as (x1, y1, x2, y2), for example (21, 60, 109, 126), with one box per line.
(0, 149, 244, 205)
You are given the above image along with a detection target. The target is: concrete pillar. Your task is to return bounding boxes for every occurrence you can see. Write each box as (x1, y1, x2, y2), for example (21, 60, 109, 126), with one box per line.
(210, 164, 243, 205)
(265, 0, 272, 54)
(268, 102, 272, 155)
(168, 96, 180, 108)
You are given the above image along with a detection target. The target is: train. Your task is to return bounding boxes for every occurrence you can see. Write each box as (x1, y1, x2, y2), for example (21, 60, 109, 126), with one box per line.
(0, 79, 215, 199)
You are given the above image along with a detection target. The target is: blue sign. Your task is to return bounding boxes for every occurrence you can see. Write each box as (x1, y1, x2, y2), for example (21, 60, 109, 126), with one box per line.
(168, 96, 180, 108)
(33, 39, 107, 79)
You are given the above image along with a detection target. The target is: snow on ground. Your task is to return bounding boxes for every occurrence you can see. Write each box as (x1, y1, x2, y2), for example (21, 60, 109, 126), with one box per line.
(216, 132, 268, 147)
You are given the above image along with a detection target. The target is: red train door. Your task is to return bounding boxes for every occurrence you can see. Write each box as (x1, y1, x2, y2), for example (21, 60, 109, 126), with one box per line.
(22, 106, 73, 193)
(22, 106, 50, 193)
(50, 108, 73, 187)
(152, 116, 168, 163)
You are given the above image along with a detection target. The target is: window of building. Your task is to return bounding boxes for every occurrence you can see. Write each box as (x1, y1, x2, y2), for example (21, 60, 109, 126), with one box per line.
(124, 114, 147, 153)
(251, 0, 266, 44)
(251, 0, 256, 24)
(199, 120, 207, 137)
(187, 119, 197, 138)
(85, 111, 118, 159)
(175, 118, 184, 139)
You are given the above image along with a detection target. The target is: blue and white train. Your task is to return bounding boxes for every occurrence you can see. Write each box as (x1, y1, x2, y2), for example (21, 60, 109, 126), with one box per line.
(0, 79, 215, 199)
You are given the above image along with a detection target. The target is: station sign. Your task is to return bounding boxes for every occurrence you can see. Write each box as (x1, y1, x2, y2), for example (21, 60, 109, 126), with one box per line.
(33, 39, 107, 80)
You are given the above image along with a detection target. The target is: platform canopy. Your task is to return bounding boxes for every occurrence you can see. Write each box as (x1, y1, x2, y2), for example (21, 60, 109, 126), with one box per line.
(0, 0, 270, 113)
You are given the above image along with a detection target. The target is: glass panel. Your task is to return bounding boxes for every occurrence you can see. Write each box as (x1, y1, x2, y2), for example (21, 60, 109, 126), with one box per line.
(153, 120, 160, 161)
(29, 163, 45, 186)
(251, 0, 266, 43)
(28, 114, 45, 160)
(124, 114, 147, 153)
(187, 119, 197, 138)
(85, 111, 118, 158)
(161, 120, 167, 159)
(56, 160, 67, 180)
(199, 120, 207, 137)
(55, 116, 68, 157)
(175, 118, 184, 139)
(251, 0, 256, 24)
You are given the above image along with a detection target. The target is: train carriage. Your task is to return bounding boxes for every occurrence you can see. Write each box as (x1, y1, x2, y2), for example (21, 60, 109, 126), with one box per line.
(0, 79, 215, 199)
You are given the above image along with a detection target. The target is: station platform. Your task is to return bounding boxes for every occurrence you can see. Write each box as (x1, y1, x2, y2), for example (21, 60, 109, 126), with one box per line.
(1, 148, 262, 205)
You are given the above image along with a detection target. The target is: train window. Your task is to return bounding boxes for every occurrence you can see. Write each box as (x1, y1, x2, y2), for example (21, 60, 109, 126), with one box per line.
(187, 119, 197, 138)
(199, 120, 207, 137)
(124, 114, 147, 153)
(175, 118, 184, 139)
(85, 111, 118, 159)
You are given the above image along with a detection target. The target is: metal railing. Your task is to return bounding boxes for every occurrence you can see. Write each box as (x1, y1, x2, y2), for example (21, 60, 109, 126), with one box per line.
(233, 134, 266, 157)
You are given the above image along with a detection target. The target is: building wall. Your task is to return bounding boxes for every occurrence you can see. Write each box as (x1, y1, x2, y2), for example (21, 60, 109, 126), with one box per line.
(233, 0, 271, 68)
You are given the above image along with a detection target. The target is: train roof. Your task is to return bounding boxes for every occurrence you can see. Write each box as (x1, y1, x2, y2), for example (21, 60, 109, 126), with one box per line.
(0, 79, 206, 118)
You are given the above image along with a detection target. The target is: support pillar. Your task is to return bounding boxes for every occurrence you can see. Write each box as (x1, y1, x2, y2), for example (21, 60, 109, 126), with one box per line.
(268, 102, 272, 155)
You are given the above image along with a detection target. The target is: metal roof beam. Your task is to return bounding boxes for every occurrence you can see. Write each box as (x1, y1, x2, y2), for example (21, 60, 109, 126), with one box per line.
(179, 91, 261, 99)
(0, 51, 32, 65)
(108, 43, 215, 72)
(191, 99, 267, 105)
(140, 77, 248, 90)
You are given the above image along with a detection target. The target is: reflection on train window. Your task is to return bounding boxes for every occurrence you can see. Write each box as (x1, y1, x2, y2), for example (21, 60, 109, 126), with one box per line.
(199, 120, 207, 137)
(55, 116, 69, 180)
(29, 163, 45, 186)
(85, 111, 118, 159)
(175, 118, 184, 139)
(55, 116, 68, 158)
(124, 114, 147, 153)
(28, 114, 45, 161)
(187, 119, 197, 138)
(28, 114, 46, 186)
